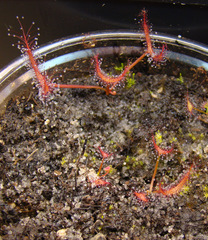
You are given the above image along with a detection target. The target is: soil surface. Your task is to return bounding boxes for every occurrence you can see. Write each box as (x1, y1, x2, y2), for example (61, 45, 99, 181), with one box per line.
(0, 57, 208, 240)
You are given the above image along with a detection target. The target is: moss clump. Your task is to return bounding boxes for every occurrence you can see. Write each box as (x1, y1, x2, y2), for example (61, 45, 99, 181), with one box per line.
(126, 73, 136, 89)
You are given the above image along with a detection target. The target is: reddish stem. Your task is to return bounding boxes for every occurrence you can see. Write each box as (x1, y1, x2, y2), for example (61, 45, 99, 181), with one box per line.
(149, 134, 174, 193)
(52, 83, 106, 92)
(97, 147, 113, 176)
(149, 155, 160, 193)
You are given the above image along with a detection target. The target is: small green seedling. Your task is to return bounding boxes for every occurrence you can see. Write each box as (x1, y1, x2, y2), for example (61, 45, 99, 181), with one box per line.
(203, 185, 208, 198)
(126, 73, 136, 89)
(115, 63, 136, 89)
(177, 73, 184, 84)
(114, 62, 125, 72)
(155, 130, 163, 144)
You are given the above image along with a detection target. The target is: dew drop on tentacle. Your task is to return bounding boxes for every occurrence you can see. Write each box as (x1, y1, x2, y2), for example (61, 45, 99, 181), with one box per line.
(147, 57, 153, 63)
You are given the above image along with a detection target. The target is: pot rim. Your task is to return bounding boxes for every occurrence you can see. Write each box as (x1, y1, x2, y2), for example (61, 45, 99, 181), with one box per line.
(0, 30, 207, 109)
(0, 30, 208, 80)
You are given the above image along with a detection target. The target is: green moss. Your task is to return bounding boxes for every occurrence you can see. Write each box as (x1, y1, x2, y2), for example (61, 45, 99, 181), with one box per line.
(61, 157, 66, 166)
(188, 133, 196, 141)
(92, 156, 96, 163)
(178, 127, 183, 135)
(83, 152, 88, 157)
(202, 185, 208, 198)
(109, 204, 114, 210)
(80, 139, 85, 144)
(155, 130, 163, 144)
(200, 133, 204, 139)
(204, 192, 208, 199)
(181, 156, 186, 162)
(126, 73, 136, 89)
(124, 155, 144, 168)
(132, 162, 138, 168)
(176, 73, 184, 84)
(114, 62, 136, 89)
(110, 140, 115, 144)
(179, 185, 190, 196)
(138, 149, 143, 154)
(203, 101, 208, 114)
(170, 137, 177, 143)
(112, 144, 117, 149)
(114, 62, 124, 72)
(125, 155, 130, 163)
(138, 160, 144, 166)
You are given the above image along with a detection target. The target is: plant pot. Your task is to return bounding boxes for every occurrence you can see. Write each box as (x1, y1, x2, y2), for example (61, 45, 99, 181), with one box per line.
(0, 31, 208, 239)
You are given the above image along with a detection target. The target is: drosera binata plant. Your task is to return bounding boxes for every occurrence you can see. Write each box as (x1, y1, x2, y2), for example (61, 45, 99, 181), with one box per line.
(8, 9, 169, 101)
(8, 16, 121, 101)
(87, 146, 114, 188)
(6, 12, 199, 204)
(90, 167, 111, 188)
(94, 52, 147, 95)
(186, 90, 208, 116)
(133, 132, 174, 203)
(97, 146, 113, 176)
(8, 16, 51, 99)
(134, 156, 193, 202)
(93, 9, 167, 94)
(149, 133, 174, 193)
(140, 9, 167, 63)
(154, 163, 194, 196)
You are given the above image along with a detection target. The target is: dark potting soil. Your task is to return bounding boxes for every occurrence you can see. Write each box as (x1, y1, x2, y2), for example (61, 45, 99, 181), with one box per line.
(0, 57, 208, 240)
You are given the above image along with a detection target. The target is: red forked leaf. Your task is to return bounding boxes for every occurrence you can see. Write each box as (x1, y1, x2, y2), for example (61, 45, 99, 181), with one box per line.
(10, 17, 52, 99)
(94, 52, 147, 95)
(10, 18, 116, 100)
(134, 191, 149, 202)
(152, 135, 174, 156)
(99, 166, 111, 178)
(186, 94, 194, 115)
(98, 146, 113, 160)
(94, 54, 129, 87)
(155, 164, 193, 196)
(140, 9, 166, 63)
(152, 44, 167, 63)
(97, 147, 113, 176)
(92, 178, 110, 187)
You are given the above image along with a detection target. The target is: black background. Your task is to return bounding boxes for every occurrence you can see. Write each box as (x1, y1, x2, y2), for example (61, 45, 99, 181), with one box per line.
(0, 0, 208, 70)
